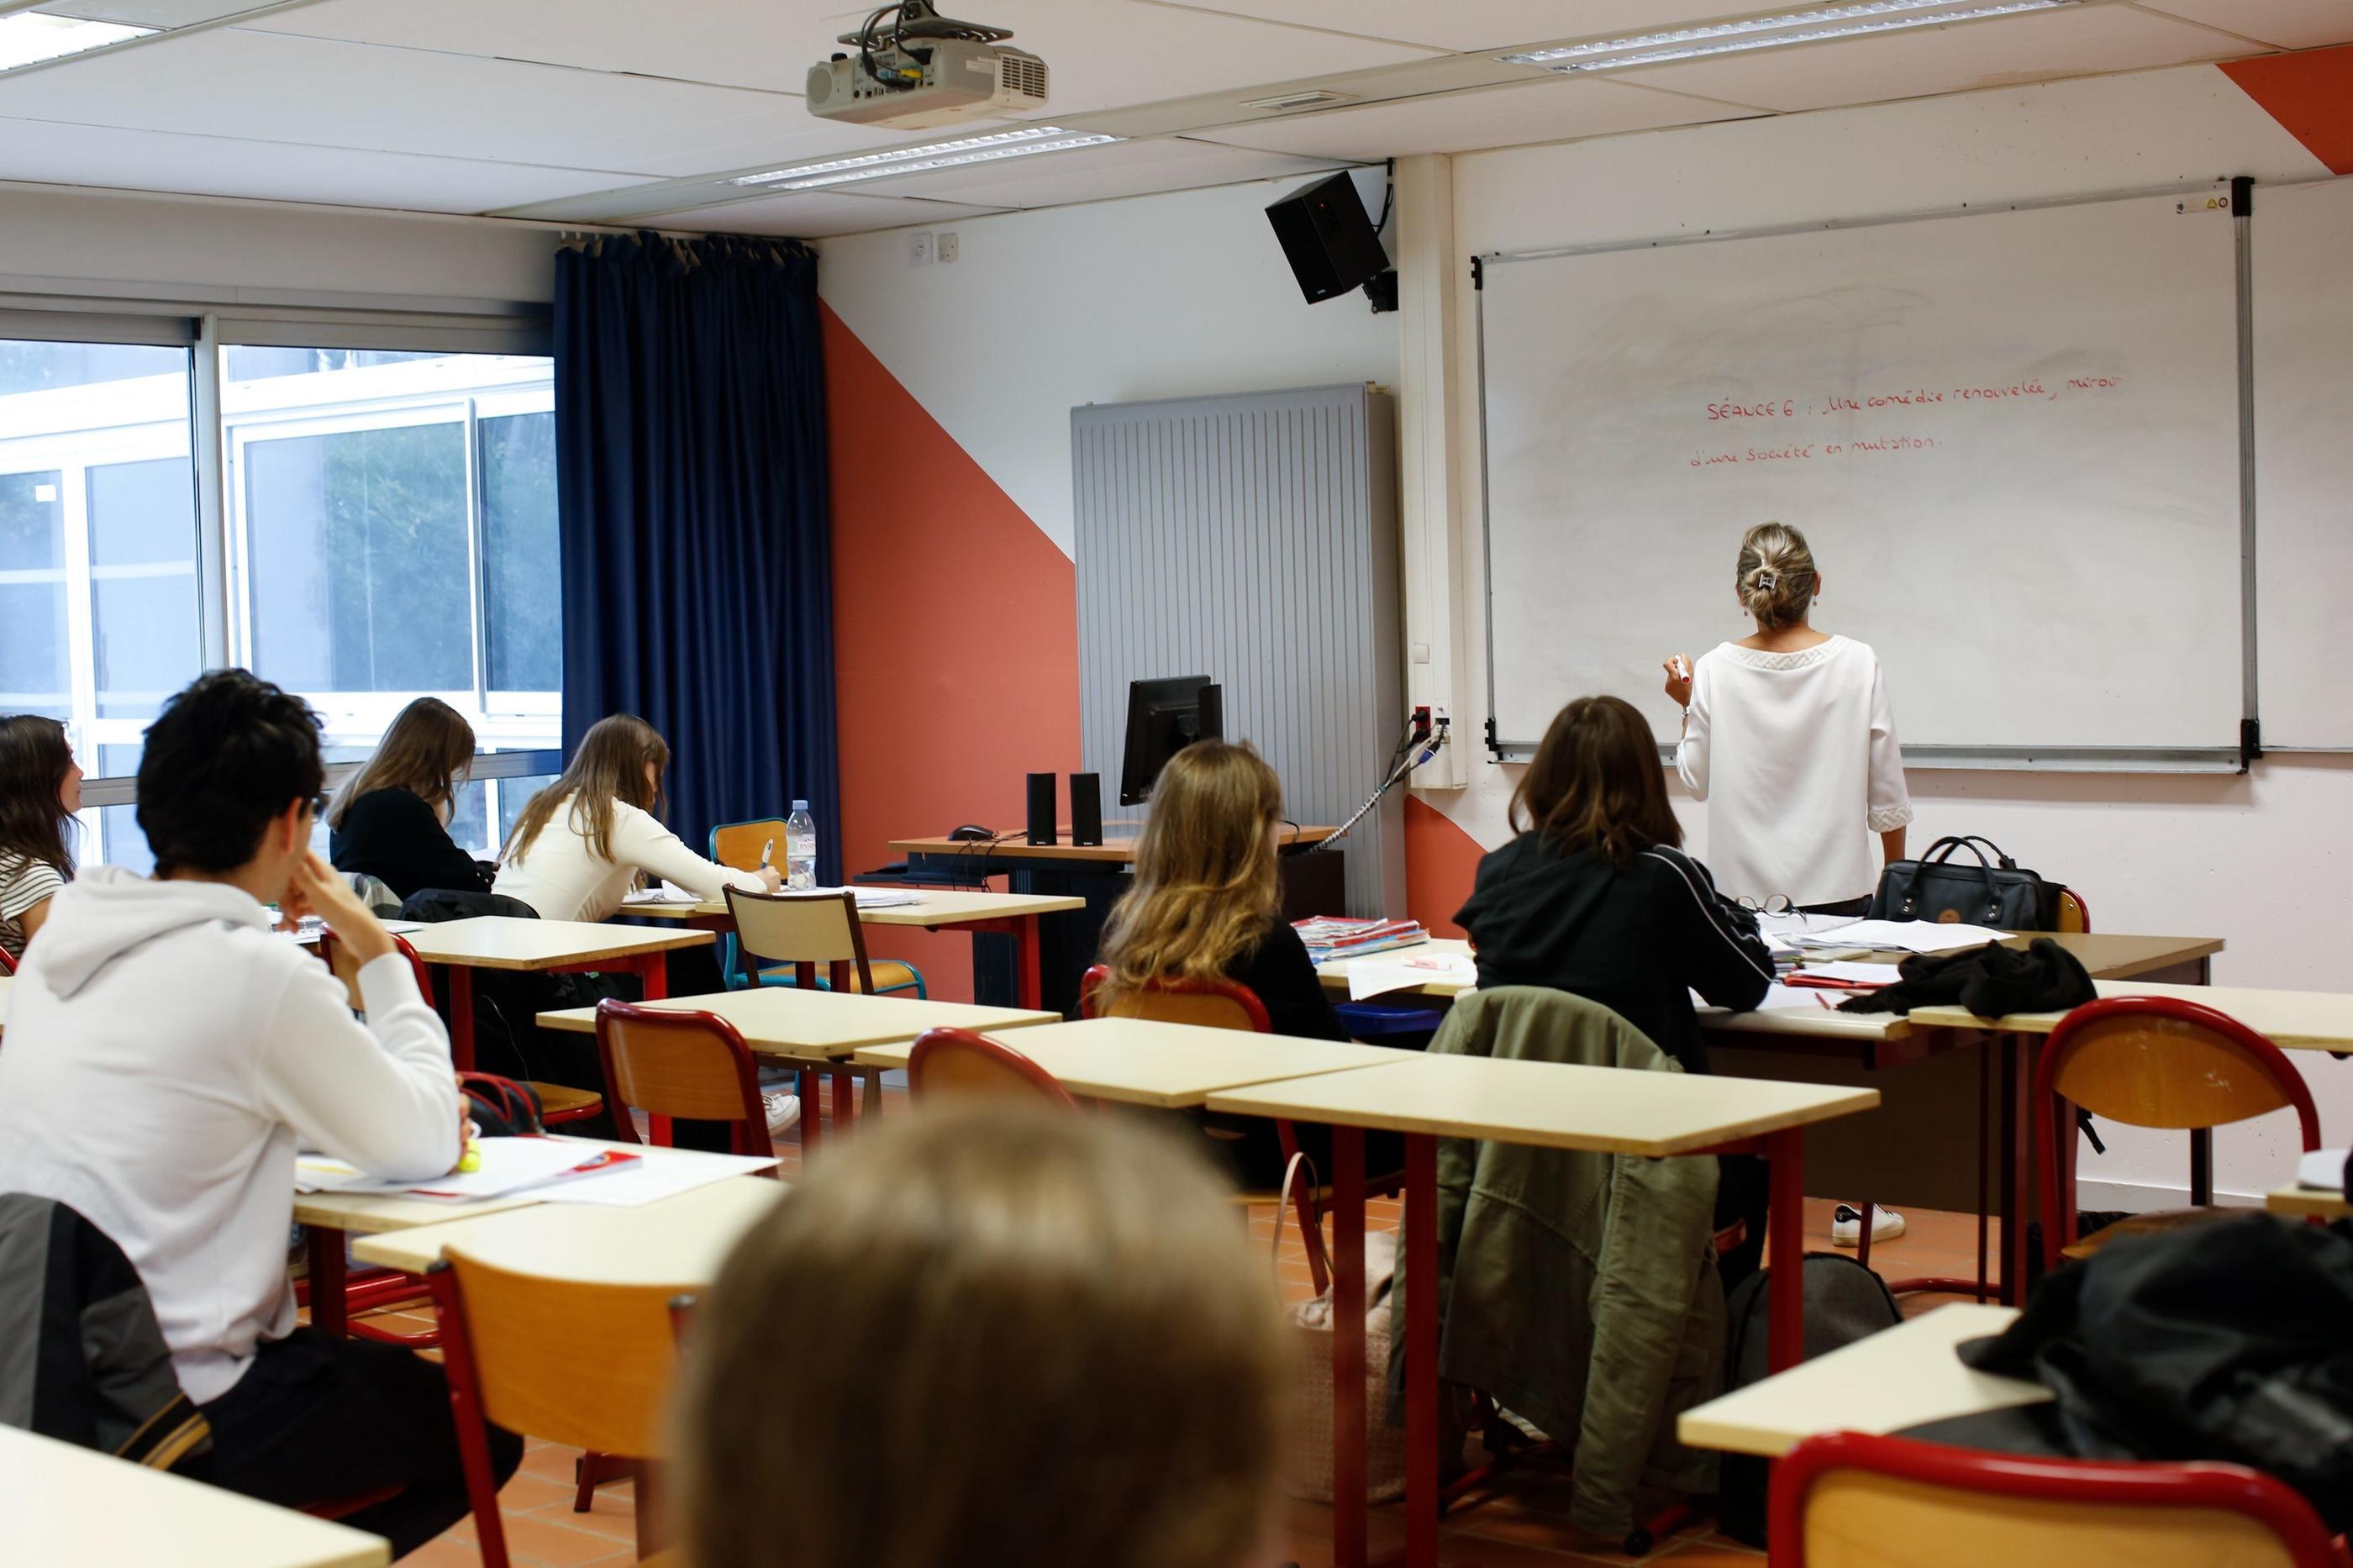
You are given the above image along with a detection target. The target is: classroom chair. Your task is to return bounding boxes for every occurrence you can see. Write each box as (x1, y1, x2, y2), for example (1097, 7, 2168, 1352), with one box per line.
(428, 1252, 687, 1567)
(2036, 996, 2322, 1274)
(708, 818, 926, 997)
(907, 1024, 1078, 1107)
(0, 944, 13, 975)
(1078, 965, 1393, 1295)
(722, 886, 890, 1133)
(1766, 1431, 2336, 1568)
(592, 999, 776, 1159)
(2057, 887, 2092, 934)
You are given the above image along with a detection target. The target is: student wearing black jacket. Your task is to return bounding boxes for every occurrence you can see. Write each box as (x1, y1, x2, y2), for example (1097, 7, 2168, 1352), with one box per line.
(326, 697, 492, 901)
(1455, 694, 1776, 1280)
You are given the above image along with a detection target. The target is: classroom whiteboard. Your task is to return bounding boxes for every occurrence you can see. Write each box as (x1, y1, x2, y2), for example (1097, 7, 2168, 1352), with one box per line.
(1479, 189, 2245, 765)
(2253, 176, 2353, 750)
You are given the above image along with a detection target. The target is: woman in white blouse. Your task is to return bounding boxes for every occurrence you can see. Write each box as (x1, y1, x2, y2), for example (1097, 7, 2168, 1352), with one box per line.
(1663, 522, 1913, 1247)
(1663, 522, 1912, 915)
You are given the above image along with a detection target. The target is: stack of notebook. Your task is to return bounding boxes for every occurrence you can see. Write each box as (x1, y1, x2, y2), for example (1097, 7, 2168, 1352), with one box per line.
(1293, 916, 1429, 965)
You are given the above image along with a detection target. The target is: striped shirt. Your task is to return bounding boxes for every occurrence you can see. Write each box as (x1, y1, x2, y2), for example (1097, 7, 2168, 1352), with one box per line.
(0, 851, 66, 964)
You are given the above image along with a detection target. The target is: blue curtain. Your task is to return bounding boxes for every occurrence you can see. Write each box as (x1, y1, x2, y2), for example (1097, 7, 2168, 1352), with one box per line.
(553, 232, 840, 880)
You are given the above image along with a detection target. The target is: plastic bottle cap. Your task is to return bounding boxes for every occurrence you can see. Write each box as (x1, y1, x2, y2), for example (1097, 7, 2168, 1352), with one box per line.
(791, 800, 808, 812)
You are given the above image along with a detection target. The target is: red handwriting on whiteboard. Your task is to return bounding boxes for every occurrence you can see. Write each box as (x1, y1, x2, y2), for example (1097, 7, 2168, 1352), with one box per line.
(2066, 376, 2123, 391)
(1707, 397, 1797, 420)
(1689, 435, 1936, 467)
(1954, 379, 2050, 401)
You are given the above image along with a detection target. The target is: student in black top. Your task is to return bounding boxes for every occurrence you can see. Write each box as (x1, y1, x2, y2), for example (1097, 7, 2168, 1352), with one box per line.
(327, 697, 492, 901)
(1455, 694, 1777, 1281)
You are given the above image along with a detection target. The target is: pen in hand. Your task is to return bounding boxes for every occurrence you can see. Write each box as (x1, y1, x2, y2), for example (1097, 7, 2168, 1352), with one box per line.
(760, 837, 775, 870)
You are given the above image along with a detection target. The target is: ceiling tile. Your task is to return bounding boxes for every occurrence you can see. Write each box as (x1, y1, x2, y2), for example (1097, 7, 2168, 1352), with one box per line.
(2131, 0, 2353, 50)
(632, 190, 1008, 238)
(0, 115, 645, 211)
(851, 134, 1350, 206)
(1192, 76, 1762, 160)
(1613, 3, 2261, 114)
(242, 0, 1442, 107)
(1127, 0, 1758, 54)
(42, 1, 275, 24)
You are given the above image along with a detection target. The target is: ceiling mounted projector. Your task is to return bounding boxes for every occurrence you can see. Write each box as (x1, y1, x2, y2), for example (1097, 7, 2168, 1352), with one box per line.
(808, 2, 1048, 129)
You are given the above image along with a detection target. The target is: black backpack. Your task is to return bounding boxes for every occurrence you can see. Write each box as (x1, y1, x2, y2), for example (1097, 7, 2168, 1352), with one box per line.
(1717, 1254, 1902, 1545)
(458, 1072, 544, 1137)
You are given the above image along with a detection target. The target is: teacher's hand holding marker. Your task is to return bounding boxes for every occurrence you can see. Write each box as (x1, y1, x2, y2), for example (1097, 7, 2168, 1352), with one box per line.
(1661, 654, 1694, 709)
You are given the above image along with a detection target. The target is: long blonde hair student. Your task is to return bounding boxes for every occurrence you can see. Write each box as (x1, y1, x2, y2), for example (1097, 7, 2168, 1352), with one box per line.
(499, 713, 671, 866)
(325, 696, 476, 829)
(672, 1104, 1288, 1568)
(1094, 740, 1285, 1008)
(1734, 520, 1819, 632)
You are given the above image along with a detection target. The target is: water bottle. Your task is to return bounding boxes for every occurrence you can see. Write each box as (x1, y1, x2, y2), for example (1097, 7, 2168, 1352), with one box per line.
(785, 800, 819, 892)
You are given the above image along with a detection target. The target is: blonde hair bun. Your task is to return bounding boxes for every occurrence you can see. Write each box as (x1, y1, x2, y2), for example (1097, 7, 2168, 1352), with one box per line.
(1735, 522, 1816, 630)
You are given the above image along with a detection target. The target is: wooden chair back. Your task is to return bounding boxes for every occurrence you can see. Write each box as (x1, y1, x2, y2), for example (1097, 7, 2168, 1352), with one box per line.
(429, 1255, 687, 1568)
(319, 932, 434, 1010)
(907, 1026, 1077, 1108)
(1768, 1432, 2333, 1568)
(709, 818, 787, 874)
(1077, 964, 1272, 1033)
(594, 999, 774, 1158)
(2038, 997, 2320, 1135)
(724, 887, 872, 986)
(2056, 888, 2091, 934)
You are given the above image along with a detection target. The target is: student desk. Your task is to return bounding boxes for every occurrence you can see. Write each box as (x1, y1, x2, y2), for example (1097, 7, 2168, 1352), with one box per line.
(1677, 1304, 2041, 1458)
(618, 887, 1084, 1011)
(0, 1424, 390, 1568)
(400, 918, 713, 1071)
(1203, 1055, 1879, 1568)
(886, 828, 1343, 1015)
(2268, 1184, 2351, 1221)
(1315, 938, 1477, 1000)
(539, 986, 1059, 1136)
(350, 1174, 781, 1279)
(850, 1015, 1403, 1105)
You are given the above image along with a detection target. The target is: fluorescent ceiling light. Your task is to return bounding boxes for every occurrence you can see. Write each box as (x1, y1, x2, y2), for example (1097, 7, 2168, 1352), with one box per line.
(734, 125, 1124, 192)
(1499, 0, 2078, 71)
(0, 10, 153, 71)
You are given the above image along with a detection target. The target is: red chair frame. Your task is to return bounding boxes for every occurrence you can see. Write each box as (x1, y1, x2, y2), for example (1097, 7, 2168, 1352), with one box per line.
(0, 944, 14, 975)
(2036, 995, 2321, 1274)
(1767, 1431, 2338, 1568)
(908, 1025, 1080, 1108)
(592, 998, 777, 1160)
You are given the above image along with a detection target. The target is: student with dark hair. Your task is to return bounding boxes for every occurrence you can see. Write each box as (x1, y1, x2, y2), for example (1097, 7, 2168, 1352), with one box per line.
(0, 713, 82, 965)
(0, 669, 516, 1559)
(328, 695, 491, 899)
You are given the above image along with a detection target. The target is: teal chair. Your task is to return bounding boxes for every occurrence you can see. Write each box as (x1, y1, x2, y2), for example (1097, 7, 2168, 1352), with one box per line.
(707, 818, 927, 998)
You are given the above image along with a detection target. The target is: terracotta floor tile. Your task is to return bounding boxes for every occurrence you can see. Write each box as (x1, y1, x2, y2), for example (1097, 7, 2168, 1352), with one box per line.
(474, 1509, 636, 1566)
(497, 1471, 579, 1514)
(394, 1534, 482, 1568)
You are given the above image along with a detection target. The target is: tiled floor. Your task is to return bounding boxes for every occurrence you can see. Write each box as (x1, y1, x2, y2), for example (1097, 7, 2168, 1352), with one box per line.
(362, 1080, 2006, 1568)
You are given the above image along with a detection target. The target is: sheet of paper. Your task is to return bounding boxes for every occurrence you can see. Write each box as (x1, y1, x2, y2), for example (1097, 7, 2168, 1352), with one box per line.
(1345, 953, 1479, 1001)
(2298, 1148, 2350, 1192)
(294, 1135, 615, 1199)
(1693, 983, 1846, 1014)
(1786, 960, 1898, 987)
(537, 1147, 781, 1207)
(634, 882, 703, 903)
(1793, 919, 2010, 955)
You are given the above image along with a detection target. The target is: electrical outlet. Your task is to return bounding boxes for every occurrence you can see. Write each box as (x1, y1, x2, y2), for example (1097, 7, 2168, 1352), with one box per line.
(910, 231, 934, 266)
(937, 231, 960, 263)
(1411, 706, 1432, 744)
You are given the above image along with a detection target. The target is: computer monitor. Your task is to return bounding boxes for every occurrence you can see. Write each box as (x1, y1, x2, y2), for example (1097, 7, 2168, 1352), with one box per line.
(1119, 676, 1222, 806)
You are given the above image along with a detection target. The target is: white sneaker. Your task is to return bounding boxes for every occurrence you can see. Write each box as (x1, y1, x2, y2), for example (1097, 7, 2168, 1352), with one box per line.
(1830, 1203, 1906, 1247)
(763, 1092, 802, 1138)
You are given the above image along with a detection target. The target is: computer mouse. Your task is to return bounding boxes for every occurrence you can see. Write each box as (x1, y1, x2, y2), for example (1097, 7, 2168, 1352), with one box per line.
(948, 823, 998, 842)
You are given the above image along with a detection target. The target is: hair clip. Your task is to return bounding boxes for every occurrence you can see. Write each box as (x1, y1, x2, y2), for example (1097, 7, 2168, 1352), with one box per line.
(1753, 568, 1778, 591)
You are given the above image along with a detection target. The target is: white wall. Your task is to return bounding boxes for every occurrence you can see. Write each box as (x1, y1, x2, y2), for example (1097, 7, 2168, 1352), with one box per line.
(1426, 62, 2345, 1205)
(816, 174, 1400, 559)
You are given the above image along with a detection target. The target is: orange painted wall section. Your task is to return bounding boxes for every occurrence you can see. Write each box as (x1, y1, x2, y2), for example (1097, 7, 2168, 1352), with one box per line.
(1403, 796, 1485, 939)
(823, 303, 1083, 1002)
(2222, 45, 2353, 175)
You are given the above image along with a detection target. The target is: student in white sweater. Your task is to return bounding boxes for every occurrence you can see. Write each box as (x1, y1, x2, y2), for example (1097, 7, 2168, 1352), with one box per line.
(1665, 524, 1915, 1250)
(0, 671, 516, 1557)
(493, 713, 779, 923)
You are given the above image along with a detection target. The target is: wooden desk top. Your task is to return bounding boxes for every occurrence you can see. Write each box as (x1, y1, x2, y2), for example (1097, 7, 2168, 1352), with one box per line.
(1203, 1054, 1878, 1156)
(1316, 938, 1477, 997)
(352, 1176, 782, 1280)
(853, 1018, 1404, 1108)
(2267, 1183, 2351, 1221)
(539, 986, 1058, 1061)
(1911, 979, 2353, 1050)
(402, 916, 711, 971)
(1678, 1304, 2044, 1458)
(619, 888, 1086, 926)
(2036, 932, 2223, 980)
(1, 1425, 389, 1568)
(890, 826, 1339, 866)
(292, 1136, 650, 1235)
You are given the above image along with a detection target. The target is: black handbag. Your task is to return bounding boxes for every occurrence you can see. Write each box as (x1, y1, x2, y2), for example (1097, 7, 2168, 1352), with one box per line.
(1868, 835, 2060, 930)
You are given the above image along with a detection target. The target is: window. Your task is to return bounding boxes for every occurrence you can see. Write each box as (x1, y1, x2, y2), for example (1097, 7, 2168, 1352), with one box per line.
(2, 318, 560, 873)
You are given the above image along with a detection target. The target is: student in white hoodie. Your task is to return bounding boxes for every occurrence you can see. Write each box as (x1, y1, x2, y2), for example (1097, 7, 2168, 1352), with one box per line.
(0, 670, 518, 1559)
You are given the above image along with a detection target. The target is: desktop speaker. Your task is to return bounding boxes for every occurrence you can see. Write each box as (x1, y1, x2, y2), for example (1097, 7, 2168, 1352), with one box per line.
(1266, 172, 1388, 305)
(1069, 772, 1103, 846)
(1025, 771, 1058, 847)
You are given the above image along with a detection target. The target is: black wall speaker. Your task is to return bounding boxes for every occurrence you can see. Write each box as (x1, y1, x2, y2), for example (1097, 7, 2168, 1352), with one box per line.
(1265, 172, 1389, 305)
(1025, 772, 1058, 847)
(1069, 772, 1103, 847)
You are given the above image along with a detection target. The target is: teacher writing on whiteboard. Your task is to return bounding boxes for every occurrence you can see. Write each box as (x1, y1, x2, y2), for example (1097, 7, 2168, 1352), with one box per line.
(1662, 522, 1913, 918)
